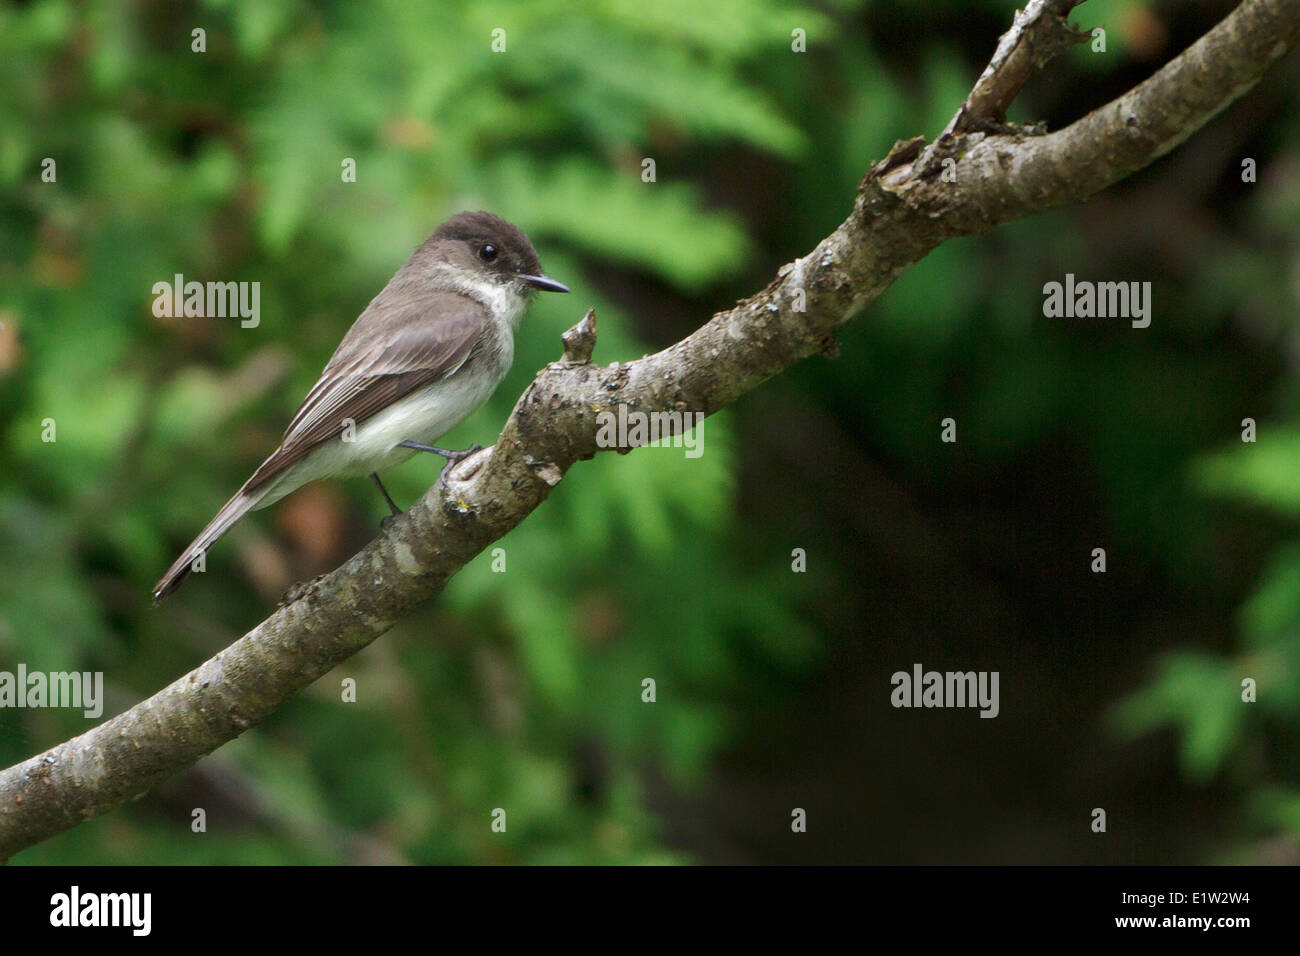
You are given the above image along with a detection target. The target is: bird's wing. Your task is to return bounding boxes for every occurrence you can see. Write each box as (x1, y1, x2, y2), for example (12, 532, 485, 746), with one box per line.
(243, 288, 488, 492)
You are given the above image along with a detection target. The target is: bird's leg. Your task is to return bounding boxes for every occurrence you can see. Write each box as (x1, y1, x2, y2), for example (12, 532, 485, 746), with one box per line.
(371, 472, 402, 532)
(398, 440, 484, 484)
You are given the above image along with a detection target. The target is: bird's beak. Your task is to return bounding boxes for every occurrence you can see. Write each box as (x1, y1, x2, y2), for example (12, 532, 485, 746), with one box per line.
(518, 274, 570, 293)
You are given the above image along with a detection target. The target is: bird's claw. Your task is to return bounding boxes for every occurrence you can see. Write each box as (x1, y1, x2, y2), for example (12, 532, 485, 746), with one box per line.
(438, 444, 484, 484)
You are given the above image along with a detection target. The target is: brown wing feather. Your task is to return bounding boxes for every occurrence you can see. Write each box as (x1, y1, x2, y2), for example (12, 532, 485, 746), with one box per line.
(243, 286, 488, 492)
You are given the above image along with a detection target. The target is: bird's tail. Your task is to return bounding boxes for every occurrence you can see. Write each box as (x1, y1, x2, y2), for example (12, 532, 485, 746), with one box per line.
(152, 485, 268, 604)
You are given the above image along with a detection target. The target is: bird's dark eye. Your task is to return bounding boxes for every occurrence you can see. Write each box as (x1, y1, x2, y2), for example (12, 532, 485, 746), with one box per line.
(480, 244, 498, 263)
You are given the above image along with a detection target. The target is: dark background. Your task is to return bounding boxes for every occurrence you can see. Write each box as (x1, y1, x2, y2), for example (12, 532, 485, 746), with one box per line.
(2, 0, 1298, 864)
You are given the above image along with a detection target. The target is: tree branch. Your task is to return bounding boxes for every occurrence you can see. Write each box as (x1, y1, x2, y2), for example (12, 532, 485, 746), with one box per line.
(2, 0, 1296, 860)
(944, 0, 1091, 135)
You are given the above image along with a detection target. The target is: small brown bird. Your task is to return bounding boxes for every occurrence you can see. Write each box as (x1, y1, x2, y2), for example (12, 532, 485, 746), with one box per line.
(152, 211, 568, 603)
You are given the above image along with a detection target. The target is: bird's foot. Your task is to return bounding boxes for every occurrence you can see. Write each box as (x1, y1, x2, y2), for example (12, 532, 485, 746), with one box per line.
(370, 472, 403, 528)
(438, 443, 483, 484)
(398, 441, 484, 485)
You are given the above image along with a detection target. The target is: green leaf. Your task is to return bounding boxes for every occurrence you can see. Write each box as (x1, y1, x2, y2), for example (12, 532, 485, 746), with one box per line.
(1194, 430, 1300, 516)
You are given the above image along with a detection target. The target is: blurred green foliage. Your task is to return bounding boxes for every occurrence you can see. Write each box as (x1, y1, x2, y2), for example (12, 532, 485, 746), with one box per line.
(1, 0, 1298, 863)
(1108, 153, 1300, 852)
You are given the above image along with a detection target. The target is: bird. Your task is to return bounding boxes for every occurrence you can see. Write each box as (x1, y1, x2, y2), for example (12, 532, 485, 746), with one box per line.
(152, 211, 569, 603)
